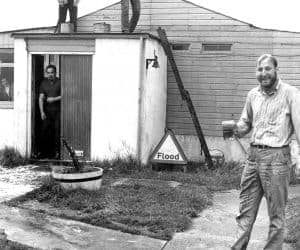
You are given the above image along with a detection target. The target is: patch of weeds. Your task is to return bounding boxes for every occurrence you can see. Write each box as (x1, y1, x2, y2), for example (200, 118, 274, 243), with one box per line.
(74, 156, 243, 191)
(8, 176, 211, 240)
(0, 146, 28, 168)
(209, 161, 244, 190)
(118, 160, 244, 191)
(93, 155, 147, 175)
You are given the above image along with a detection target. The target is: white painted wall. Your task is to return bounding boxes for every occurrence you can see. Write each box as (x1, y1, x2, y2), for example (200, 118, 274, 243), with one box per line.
(13, 38, 28, 155)
(91, 38, 141, 160)
(0, 38, 30, 155)
(139, 39, 167, 164)
(3, 36, 167, 163)
(0, 109, 14, 149)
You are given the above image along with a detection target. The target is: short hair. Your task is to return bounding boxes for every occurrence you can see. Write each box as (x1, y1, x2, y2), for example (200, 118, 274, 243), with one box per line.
(257, 54, 278, 68)
(45, 64, 57, 73)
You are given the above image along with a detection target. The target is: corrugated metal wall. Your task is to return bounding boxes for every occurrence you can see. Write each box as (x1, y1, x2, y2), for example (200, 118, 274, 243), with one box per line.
(61, 55, 92, 160)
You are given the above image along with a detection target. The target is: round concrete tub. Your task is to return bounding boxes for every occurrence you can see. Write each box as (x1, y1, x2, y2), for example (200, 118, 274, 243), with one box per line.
(51, 166, 103, 191)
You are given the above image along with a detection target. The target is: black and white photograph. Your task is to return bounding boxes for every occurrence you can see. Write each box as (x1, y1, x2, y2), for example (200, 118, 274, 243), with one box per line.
(0, 0, 299, 249)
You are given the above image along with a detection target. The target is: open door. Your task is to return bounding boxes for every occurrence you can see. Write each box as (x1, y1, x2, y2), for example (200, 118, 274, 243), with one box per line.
(60, 55, 92, 160)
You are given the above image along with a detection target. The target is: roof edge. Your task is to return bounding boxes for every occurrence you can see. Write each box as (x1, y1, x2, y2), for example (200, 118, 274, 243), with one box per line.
(0, 26, 55, 34)
(11, 32, 161, 42)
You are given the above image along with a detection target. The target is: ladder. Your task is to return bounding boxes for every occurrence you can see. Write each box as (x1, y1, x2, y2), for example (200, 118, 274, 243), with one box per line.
(157, 27, 213, 169)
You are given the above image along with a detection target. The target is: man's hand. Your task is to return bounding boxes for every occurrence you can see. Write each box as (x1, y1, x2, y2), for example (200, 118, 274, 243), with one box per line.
(232, 122, 239, 137)
(41, 112, 46, 120)
(46, 97, 56, 103)
(46, 96, 61, 103)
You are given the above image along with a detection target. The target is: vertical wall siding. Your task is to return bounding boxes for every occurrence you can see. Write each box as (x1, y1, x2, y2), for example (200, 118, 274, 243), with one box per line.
(61, 55, 92, 159)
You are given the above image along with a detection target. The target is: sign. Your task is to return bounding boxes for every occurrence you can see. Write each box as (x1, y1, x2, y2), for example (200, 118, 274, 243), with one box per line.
(150, 129, 187, 164)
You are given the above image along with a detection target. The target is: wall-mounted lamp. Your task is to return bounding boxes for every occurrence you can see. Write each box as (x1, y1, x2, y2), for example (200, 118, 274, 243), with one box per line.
(146, 51, 159, 69)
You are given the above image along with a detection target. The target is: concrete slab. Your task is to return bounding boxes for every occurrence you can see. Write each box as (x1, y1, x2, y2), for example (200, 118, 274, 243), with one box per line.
(0, 166, 166, 249)
(0, 165, 48, 202)
(0, 204, 167, 250)
(0, 165, 298, 250)
(164, 186, 299, 250)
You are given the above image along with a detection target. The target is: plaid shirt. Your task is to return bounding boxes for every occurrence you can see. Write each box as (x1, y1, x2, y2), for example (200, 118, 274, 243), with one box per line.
(237, 79, 300, 150)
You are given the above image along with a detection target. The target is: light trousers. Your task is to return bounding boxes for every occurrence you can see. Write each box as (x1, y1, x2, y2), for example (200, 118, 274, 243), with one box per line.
(232, 146, 291, 250)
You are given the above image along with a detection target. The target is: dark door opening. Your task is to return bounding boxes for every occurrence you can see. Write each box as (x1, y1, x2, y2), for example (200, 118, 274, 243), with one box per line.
(31, 54, 92, 160)
(31, 54, 61, 159)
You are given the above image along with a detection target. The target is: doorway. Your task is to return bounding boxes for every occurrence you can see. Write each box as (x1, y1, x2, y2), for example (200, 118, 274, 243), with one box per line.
(31, 54, 92, 160)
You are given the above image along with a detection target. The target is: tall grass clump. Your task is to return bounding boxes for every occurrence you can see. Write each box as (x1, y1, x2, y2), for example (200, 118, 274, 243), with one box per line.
(0, 146, 27, 168)
(93, 155, 147, 175)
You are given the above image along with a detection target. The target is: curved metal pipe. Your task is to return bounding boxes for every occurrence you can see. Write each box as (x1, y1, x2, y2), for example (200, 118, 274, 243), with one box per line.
(129, 0, 141, 33)
(122, 0, 141, 33)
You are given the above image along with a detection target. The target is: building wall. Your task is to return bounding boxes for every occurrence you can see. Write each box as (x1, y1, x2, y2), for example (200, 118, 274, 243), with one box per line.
(0, 34, 15, 149)
(139, 38, 167, 163)
(0, 27, 55, 154)
(0, 109, 14, 148)
(91, 38, 141, 160)
(1, 1, 300, 161)
(7, 35, 167, 163)
(13, 38, 29, 155)
(79, 0, 300, 161)
(91, 37, 166, 163)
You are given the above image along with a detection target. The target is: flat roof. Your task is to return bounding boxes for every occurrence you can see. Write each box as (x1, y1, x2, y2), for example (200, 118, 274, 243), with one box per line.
(12, 32, 161, 42)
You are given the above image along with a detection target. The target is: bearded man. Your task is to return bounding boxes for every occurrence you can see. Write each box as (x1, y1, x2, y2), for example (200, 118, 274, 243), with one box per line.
(231, 54, 300, 250)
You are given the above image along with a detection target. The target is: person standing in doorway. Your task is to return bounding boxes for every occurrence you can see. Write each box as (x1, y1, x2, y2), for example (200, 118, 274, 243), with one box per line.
(39, 64, 61, 159)
(57, 0, 80, 32)
(231, 54, 300, 249)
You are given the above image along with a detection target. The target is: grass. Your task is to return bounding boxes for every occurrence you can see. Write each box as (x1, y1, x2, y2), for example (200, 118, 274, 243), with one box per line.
(0, 146, 27, 168)
(5, 157, 298, 244)
(7, 173, 212, 240)
(6, 158, 244, 240)
(6, 158, 243, 240)
(94, 157, 244, 191)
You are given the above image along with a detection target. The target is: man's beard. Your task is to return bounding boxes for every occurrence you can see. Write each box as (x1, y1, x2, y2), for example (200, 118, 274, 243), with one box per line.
(259, 73, 277, 89)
